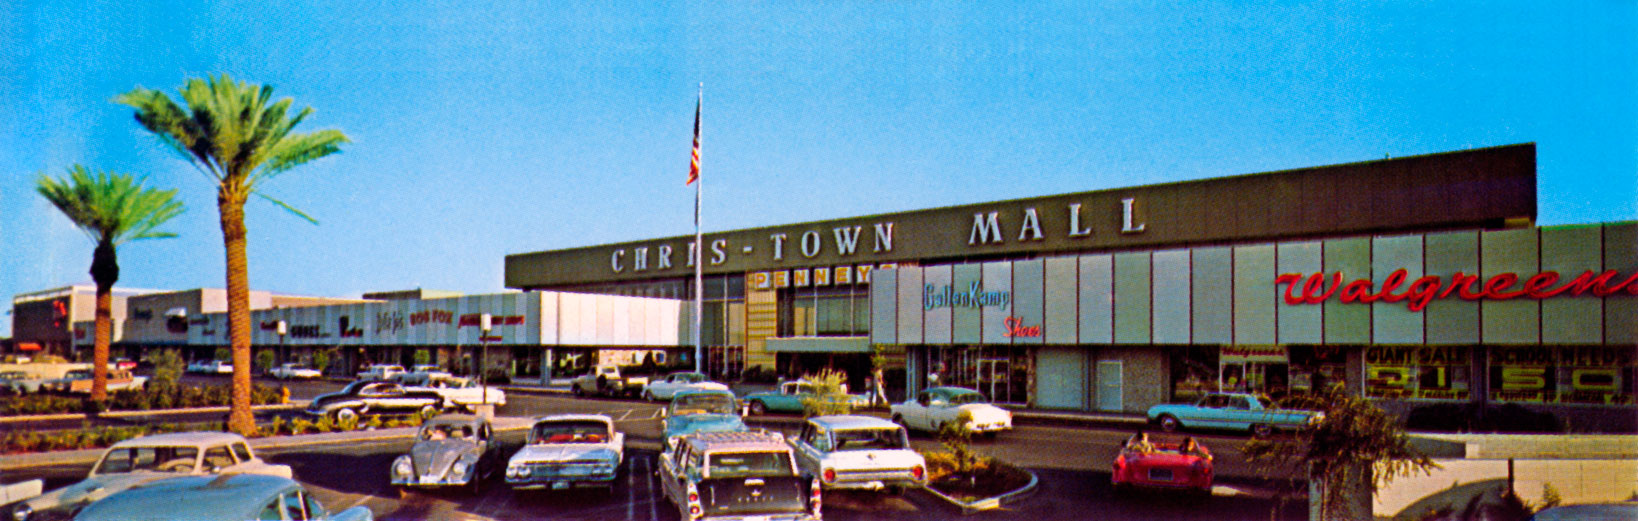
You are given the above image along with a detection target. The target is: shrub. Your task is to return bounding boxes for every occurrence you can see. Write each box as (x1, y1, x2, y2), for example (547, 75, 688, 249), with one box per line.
(337, 414, 359, 432)
(799, 369, 854, 417)
(290, 418, 313, 435)
(313, 348, 335, 377)
(150, 349, 184, 386)
(256, 350, 277, 374)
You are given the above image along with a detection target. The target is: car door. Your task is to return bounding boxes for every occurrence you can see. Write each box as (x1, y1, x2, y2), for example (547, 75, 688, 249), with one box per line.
(790, 422, 824, 478)
(1224, 395, 1255, 431)
(1191, 394, 1230, 428)
(659, 443, 688, 506)
(905, 392, 932, 430)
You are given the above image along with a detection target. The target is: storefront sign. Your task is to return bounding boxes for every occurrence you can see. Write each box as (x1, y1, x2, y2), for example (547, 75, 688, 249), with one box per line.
(1001, 316, 1040, 337)
(923, 282, 1012, 310)
(1365, 346, 1470, 401)
(1220, 345, 1288, 363)
(1488, 346, 1635, 405)
(458, 314, 523, 327)
(1276, 269, 1638, 312)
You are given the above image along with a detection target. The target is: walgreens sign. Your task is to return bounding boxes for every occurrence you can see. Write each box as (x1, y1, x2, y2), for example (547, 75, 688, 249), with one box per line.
(1276, 269, 1638, 312)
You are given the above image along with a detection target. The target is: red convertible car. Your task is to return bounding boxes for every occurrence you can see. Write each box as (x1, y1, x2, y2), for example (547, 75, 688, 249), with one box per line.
(1111, 436, 1213, 495)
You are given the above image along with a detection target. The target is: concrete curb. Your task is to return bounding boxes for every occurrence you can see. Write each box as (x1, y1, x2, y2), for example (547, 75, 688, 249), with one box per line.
(915, 466, 1040, 515)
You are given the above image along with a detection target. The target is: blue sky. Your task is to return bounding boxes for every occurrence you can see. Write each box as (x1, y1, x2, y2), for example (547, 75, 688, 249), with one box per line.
(2, 1, 1634, 336)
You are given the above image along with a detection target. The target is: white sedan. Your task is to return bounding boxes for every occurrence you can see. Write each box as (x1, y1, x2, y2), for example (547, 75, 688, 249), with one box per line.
(890, 386, 1013, 437)
(268, 363, 322, 379)
(641, 371, 728, 401)
(4, 432, 291, 521)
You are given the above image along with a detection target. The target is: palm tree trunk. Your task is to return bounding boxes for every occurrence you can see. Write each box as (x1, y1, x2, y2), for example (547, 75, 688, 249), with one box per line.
(220, 190, 257, 435)
(89, 240, 119, 403)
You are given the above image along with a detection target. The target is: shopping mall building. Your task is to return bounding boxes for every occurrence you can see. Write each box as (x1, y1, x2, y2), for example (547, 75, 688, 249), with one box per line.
(10, 143, 1634, 428)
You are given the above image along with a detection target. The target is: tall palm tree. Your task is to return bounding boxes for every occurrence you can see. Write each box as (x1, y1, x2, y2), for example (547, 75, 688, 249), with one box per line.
(117, 75, 348, 434)
(36, 166, 184, 402)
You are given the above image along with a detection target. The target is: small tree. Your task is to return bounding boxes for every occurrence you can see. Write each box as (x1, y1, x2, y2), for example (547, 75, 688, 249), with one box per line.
(938, 409, 981, 476)
(799, 369, 854, 417)
(1243, 386, 1438, 520)
(312, 348, 334, 377)
(150, 349, 184, 387)
(255, 349, 276, 373)
(413, 349, 431, 367)
(214, 347, 232, 362)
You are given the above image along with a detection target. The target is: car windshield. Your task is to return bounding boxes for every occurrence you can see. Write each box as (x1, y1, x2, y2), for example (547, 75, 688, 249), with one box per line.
(948, 391, 988, 405)
(676, 373, 702, 383)
(670, 394, 736, 415)
(706, 451, 793, 478)
(532, 421, 610, 443)
(420, 423, 476, 441)
(341, 381, 371, 393)
(1257, 396, 1274, 408)
(833, 428, 908, 451)
(94, 446, 201, 474)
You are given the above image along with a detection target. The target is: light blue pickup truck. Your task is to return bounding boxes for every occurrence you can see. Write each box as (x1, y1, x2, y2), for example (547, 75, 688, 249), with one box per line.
(1146, 392, 1324, 437)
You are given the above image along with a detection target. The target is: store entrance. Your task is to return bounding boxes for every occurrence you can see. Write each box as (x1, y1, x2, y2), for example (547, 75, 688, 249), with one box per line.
(929, 346, 1029, 405)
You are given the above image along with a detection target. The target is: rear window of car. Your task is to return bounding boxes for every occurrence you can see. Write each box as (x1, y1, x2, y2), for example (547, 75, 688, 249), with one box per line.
(670, 394, 736, 415)
(531, 421, 609, 443)
(833, 428, 907, 451)
(706, 451, 793, 478)
(95, 446, 200, 474)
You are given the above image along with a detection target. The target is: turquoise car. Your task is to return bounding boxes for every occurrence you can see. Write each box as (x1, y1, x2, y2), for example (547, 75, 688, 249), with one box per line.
(73, 474, 371, 521)
(742, 381, 871, 415)
(1145, 392, 1324, 437)
(660, 389, 747, 450)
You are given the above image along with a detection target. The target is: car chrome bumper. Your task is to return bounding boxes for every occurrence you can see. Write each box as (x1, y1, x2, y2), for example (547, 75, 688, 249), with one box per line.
(391, 474, 473, 487)
(506, 474, 617, 490)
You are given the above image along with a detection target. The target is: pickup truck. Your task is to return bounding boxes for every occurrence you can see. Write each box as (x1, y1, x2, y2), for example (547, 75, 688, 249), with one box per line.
(569, 365, 649, 398)
(1146, 392, 1324, 437)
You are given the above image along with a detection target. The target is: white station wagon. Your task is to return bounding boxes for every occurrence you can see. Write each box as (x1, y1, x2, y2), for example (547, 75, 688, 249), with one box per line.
(4, 432, 291, 521)
(791, 415, 926, 493)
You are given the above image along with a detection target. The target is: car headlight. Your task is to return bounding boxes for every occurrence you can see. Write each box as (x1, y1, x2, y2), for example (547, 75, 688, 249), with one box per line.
(507, 465, 522, 478)
(451, 460, 470, 476)
(393, 457, 413, 477)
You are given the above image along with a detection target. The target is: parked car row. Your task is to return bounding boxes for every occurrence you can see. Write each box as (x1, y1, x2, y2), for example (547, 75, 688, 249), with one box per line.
(1, 431, 370, 521)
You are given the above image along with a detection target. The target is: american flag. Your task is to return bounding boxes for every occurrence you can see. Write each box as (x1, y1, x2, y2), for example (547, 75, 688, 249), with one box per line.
(687, 95, 700, 185)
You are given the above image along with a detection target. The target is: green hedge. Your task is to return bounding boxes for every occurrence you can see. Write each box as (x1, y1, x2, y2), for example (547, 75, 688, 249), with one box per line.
(0, 383, 283, 416)
(0, 413, 426, 454)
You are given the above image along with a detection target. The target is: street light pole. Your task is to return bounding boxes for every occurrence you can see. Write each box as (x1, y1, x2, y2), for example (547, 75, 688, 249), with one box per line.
(478, 313, 492, 416)
(275, 320, 287, 367)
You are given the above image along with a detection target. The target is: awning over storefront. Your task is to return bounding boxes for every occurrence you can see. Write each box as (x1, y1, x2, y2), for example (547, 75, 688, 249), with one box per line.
(765, 336, 870, 353)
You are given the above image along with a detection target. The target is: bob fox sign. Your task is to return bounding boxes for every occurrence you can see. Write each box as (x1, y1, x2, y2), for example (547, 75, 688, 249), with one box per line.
(503, 144, 1535, 288)
(1276, 268, 1638, 312)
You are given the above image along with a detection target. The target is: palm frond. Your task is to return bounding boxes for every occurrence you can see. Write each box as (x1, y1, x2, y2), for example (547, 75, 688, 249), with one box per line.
(252, 191, 319, 225)
(35, 165, 185, 247)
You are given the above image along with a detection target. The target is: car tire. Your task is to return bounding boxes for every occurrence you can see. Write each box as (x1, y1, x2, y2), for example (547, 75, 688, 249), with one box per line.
(334, 408, 359, 424)
(1158, 415, 1181, 433)
(1251, 423, 1273, 438)
(643, 390, 655, 401)
(572, 385, 584, 397)
(749, 400, 767, 415)
(891, 414, 909, 432)
(419, 404, 439, 420)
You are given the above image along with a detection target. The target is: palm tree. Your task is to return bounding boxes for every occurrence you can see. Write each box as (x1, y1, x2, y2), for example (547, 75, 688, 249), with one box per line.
(117, 75, 348, 435)
(36, 166, 184, 402)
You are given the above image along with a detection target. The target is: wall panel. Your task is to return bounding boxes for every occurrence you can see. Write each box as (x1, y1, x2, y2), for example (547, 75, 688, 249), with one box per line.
(1113, 252, 1151, 344)
(1078, 255, 1114, 344)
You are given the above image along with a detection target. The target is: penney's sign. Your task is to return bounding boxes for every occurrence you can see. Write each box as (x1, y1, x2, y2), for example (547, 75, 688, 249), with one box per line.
(1276, 269, 1638, 311)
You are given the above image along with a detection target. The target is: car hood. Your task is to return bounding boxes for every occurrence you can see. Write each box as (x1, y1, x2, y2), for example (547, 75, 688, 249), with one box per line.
(508, 443, 618, 464)
(410, 439, 478, 476)
(665, 414, 748, 437)
(820, 449, 925, 471)
(19, 473, 170, 513)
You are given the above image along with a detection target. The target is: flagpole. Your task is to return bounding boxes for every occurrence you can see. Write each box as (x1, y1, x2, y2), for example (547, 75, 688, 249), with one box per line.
(692, 84, 704, 376)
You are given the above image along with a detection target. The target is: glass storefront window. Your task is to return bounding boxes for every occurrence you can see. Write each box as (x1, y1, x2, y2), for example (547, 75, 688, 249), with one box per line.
(1490, 346, 1635, 405)
(1364, 346, 1470, 401)
(925, 346, 1031, 405)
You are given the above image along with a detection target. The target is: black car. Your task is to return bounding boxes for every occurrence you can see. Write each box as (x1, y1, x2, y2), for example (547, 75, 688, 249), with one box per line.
(306, 381, 450, 423)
